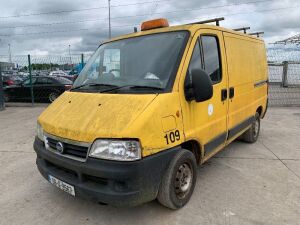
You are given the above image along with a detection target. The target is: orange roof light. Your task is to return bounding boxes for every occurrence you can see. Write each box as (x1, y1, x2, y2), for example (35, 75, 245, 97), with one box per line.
(141, 18, 169, 31)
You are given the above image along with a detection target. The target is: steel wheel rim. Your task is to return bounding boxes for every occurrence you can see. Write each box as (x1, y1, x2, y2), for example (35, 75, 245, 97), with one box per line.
(49, 93, 58, 102)
(175, 163, 193, 199)
(253, 119, 259, 137)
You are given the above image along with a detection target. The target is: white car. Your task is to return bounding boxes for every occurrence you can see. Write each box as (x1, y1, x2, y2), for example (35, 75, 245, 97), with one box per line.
(49, 70, 74, 81)
(49, 70, 68, 76)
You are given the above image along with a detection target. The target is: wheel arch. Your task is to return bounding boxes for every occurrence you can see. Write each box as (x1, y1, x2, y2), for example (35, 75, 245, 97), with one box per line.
(256, 105, 263, 118)
(181, 140, 202, 164)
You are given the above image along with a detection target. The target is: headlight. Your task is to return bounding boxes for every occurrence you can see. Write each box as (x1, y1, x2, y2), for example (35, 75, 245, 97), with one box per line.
(36, 122, 44, 141)
(89, 139, 141, 161)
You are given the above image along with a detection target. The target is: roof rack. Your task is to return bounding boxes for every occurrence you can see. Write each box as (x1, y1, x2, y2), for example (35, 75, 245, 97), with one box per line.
(273, 33, 300, 45)
(249, 32, 264, 37)
(233, 27, 250, 34)
(188, 17, 225, 26)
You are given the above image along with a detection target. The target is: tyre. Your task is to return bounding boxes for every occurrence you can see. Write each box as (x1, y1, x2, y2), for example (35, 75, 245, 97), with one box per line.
(241, 112, 260, 143)
(157, 149, 197, 209)
(48, 92, 59, 103)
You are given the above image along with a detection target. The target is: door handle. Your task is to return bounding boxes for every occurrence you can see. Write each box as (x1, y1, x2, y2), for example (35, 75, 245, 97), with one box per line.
(229, 87, 235, 99)
(221, 89, 227, 101)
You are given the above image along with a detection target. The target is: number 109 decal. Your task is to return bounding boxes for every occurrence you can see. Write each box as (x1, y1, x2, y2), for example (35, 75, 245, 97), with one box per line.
(164, 130, 180, 145)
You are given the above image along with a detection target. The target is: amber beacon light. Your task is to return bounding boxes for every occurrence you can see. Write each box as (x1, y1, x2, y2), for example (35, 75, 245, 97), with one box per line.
(141, 18, 169, 31)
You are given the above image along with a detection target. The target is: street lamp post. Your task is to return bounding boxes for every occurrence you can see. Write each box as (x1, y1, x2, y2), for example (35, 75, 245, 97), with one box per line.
(108, 0, 111, 39)
(68, 44, 71, 65)
(8, 44, 12, 63)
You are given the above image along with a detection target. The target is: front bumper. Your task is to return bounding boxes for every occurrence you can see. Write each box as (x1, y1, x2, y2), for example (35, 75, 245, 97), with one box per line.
(34, 137, 178, 206)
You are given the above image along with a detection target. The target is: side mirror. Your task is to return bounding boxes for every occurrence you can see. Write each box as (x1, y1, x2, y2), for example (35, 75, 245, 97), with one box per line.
(185, 69, 213, 102)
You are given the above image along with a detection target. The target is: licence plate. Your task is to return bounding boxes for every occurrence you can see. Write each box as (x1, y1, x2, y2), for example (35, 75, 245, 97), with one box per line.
(48, 175, 75, 196)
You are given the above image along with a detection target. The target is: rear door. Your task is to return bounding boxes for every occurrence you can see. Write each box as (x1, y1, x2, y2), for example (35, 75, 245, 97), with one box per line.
(181, 29, 229, 160)
(223, 33, 257, 141)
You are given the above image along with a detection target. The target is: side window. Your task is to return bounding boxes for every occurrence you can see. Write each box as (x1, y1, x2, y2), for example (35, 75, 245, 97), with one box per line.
(47, 78, 55, 84)
(186, 40, 202, 83)
(201, 36, 221, 83)
(23, 78, 37, 86)
(36, 77, 48, 84)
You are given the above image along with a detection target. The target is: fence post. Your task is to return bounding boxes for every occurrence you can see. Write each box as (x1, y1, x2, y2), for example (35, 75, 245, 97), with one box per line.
(0, 64, 5, 111)
(282, 61, 288, 87)
(81, 53, 84, 71)
(28, 54, 34, 105)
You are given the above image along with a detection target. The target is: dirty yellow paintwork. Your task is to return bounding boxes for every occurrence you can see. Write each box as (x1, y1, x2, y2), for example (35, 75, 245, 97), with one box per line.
(224, 33, 268, 134)
(38, 22, 268, 161)
(39, 91, 184, 157)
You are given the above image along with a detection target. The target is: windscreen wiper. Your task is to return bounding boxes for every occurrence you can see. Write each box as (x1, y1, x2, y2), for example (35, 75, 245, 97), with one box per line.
(129, 85, 163, 90)
(70, 83, 118, 91)
(101, 85, 163, 93)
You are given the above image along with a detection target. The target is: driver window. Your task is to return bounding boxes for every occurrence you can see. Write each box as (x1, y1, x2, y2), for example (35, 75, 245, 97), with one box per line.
(23, 78, 37, 86)
(185, 40, 202, 86)
(103, 49, 120, 77)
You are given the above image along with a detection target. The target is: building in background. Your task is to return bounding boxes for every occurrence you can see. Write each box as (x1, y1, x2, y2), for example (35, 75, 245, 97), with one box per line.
(0, 62, 14, 71)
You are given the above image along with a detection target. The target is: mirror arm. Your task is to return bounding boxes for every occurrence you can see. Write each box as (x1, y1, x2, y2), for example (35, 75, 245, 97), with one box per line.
(184, 82, 194, 101)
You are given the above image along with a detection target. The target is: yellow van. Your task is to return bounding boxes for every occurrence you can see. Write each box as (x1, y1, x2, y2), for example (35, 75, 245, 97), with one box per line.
(34, 18, 268, 209)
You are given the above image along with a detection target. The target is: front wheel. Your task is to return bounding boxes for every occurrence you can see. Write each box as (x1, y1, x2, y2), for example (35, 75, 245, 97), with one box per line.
(157, 149, 197, 209)
(241, 112, 260, 143)
(48, 92, 59, 103)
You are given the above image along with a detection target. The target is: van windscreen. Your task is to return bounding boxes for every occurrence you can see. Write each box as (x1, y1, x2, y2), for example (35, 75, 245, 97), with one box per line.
(72, 31, 188, 93)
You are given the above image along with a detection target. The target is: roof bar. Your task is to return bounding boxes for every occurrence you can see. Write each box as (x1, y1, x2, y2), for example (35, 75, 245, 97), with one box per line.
(233, 27, 250, 34)
(189, 17, 225, 26)
(249, 32, 264, 37)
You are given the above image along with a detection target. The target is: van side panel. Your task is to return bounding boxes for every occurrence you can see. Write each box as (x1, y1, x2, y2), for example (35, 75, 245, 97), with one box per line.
(223, 33, 268, 138)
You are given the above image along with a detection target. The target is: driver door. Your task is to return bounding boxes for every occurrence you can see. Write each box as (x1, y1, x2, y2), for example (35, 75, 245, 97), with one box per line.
(181, 29, 229, 161)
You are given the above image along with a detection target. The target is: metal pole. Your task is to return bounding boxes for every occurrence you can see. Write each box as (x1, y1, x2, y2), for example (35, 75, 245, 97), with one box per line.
(282, 61, 288, 87)
(28, 55, 34, 105)
(69, 44, 72, 64)
(8, 44, 12, 63)
(108, 0, 111, 39)
(81, 53, 84, 71)
(0, 64, 5, 111)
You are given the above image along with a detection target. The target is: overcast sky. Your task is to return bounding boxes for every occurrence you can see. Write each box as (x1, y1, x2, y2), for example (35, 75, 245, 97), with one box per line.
(0, 0, 299, 56)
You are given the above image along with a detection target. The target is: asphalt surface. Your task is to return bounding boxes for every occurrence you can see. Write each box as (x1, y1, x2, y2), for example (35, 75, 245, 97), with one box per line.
(0, 106, 299, 225)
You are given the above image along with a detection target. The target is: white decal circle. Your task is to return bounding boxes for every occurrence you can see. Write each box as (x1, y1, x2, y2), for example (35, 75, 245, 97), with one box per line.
(208, 104, 214, 116)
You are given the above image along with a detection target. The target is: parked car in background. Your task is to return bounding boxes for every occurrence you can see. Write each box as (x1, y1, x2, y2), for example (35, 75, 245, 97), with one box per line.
(68, 69, 78, 76)
(4, 76, 72, 103)
(49, 70, 74, 81)
(49, 70, 68, 76)
(18, 71, 29, 77)
(1, 75, 23, 87)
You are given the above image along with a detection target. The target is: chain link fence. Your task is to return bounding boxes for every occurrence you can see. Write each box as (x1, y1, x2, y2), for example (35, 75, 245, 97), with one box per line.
(0, 54, 92, 104)
(268, 47, 300, 106)
(0, 49, 299, 106)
